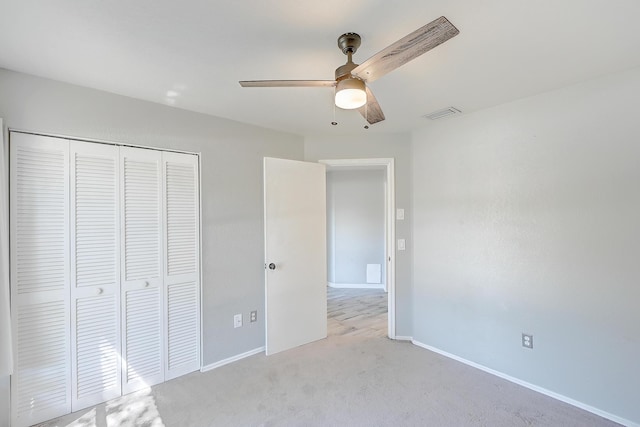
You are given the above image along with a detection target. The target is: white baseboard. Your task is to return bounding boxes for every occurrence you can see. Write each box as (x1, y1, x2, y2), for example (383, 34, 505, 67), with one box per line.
(200, 346, 265, 373)
(411, 340, 638, 427)
(394, 336, 413, 342)
(328, 282, 384, 289)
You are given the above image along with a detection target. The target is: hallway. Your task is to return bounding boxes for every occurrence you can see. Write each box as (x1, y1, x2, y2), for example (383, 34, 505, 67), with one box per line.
(327, 287, 387, 338)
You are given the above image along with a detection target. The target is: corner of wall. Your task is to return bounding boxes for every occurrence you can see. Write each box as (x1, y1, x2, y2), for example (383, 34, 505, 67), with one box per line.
(0, 375, 9, 427)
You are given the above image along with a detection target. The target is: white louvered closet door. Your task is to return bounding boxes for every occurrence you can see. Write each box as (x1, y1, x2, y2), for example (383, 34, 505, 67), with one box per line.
(162, 152, 200, 380)
(10, 133, 71, 427)
(70, 142, 121, 411)
(120, 147, 164, 394)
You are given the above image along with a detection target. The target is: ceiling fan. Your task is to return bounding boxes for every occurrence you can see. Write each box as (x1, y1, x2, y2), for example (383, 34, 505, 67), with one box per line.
(239, 16, 459, 126)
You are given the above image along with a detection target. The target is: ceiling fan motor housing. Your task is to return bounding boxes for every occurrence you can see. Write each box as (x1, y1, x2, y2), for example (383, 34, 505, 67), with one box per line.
(335, 61, 358, 80)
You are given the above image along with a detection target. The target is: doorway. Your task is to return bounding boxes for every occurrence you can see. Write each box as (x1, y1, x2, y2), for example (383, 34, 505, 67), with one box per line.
(319, 158, 395, 339)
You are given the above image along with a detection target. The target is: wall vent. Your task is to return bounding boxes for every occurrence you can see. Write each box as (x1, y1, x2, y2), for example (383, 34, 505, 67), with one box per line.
(424, 107, 461, 120)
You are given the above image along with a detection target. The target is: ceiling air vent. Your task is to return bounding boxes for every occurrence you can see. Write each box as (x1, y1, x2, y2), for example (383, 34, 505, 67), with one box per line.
(424, 107, 461, 120)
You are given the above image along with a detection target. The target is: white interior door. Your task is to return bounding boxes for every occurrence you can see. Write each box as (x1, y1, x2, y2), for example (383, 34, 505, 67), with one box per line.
(10, 133, 71, 426)
(120, 147, 164, 394)
(264, 157, 327, 355)
(70, 141, 121, 411)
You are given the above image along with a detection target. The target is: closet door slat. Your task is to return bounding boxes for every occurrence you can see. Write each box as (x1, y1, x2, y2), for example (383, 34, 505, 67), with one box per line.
(120, 147, 164, 394)
(70, 142, 121, 411)
(10, 133, 71, 427)
(163, 153, 200, 379)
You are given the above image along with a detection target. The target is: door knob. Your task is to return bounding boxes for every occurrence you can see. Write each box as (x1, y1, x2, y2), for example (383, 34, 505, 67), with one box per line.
(268, 263, 276, 270)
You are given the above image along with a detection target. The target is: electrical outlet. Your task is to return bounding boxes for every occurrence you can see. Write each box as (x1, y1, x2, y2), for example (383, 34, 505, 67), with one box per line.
(234, 314, 243, 328)
(522, 333, 533, 349)
(250, 310, 257, 323)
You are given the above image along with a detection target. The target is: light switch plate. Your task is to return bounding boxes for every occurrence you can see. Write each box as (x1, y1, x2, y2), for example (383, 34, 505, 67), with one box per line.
(398, 239, 406, 251)
(397, 208, 405, 220)
(234, 314, 243, 328)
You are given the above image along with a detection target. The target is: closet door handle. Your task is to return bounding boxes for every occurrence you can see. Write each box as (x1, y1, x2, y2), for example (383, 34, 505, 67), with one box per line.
(97, 287, 104, 295)
(268, 263, 276, 270)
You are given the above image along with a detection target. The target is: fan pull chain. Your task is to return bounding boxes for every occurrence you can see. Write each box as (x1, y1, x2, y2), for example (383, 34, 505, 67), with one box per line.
(331, 102, 338, 126)
(364, 100, 369, 129)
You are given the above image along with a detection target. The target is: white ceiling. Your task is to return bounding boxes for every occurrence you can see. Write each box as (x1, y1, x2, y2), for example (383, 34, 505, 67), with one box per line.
(2, 1, 640, 136)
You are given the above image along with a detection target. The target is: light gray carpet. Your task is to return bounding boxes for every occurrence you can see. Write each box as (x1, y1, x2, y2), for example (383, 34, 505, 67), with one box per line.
(38, 335, 618, 427)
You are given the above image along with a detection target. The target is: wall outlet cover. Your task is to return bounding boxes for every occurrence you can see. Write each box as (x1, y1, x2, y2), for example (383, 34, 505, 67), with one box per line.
(522, 333, 533, 349)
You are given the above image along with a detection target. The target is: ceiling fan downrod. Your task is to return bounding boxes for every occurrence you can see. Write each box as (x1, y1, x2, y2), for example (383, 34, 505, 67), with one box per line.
(335, 33, 361, 80)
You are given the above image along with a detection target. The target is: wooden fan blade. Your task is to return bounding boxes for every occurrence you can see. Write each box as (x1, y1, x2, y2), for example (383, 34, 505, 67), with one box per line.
(358, 86, 385, 125)
(239, 80, 336, 88)
(351, 16, 459, 83)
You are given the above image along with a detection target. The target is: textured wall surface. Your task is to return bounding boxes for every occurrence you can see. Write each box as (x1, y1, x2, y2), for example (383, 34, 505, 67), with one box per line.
(411, 67, 640, 425)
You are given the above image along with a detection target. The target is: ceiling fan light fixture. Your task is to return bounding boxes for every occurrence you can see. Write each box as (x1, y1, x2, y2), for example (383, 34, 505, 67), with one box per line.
(335, 77, 366, 109)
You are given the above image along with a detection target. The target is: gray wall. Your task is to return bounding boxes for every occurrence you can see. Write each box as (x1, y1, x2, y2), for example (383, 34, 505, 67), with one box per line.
(411, 67, 640, 424)
(0, 377, 6, 427)
(0, 68, 304, 426)
(304, 133, 412, 336)
(327, 170, 385, 285)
